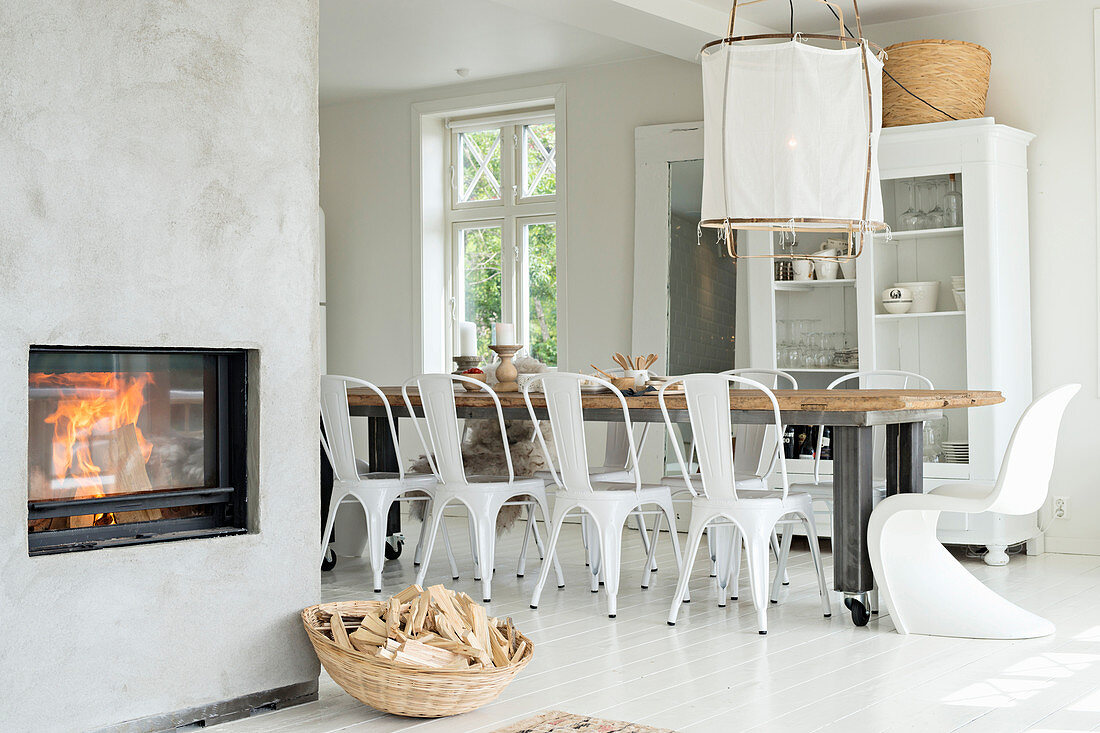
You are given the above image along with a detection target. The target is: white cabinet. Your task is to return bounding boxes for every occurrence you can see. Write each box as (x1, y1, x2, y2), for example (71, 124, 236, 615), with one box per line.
(745, 119, 1037, 562)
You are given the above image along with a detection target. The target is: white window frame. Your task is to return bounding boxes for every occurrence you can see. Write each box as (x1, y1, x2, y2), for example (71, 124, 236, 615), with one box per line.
(412, 85, 568, 374)
(445, 111, 558, 365)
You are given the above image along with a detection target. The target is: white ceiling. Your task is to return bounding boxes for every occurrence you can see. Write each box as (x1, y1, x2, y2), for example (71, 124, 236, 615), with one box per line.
(694, 0, 1026, 34)
(319, 0, 653, 105)
(320, 0, 1030, 105)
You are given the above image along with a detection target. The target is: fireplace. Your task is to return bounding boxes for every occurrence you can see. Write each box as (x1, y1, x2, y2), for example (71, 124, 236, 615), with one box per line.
(27, 346, 249, 555)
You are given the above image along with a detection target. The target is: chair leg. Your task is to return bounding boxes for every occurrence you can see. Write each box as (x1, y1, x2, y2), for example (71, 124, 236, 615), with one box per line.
(531, 503, 572, 609)
(744, 528, 772, 634)
(641, 512, 661, 589)
(319, 490, 345, 564)
(770, 527, 794, 603)
(713, 525, 733, 607)
(473, 513, 497, 603)
(468, 513, 481, 581)
(365, 507, 388, 593)
(728, 527, 743, 600)
(516, 505, 535, 577)
(587, 514, 601, 593)
(413, 499, 430, 566)
(658, 498, 684, 581)
(596, 518, 624, 618)
(414, 504, 450, 588)
(532, 496, 565, 589)
(668, 519, 708, 625)
(802, 514, 832, 618)
(440, 520, 459, 580)
(581, 515, 590, 566)
(635, 511, 658, 572)
(707, 527, 717, 577)
(771, 529, 790, 585)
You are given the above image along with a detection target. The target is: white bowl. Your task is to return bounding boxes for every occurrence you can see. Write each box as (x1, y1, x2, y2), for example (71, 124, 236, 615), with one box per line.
(882, 300, 913, 315)
(894, 281, 941, 313)
(882, 286, 912, 302)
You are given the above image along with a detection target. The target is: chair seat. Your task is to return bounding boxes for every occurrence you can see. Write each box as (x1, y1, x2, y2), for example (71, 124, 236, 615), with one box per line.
(537, 466, 634, 484)
(693, 489, 814, 511)
(665, 475, 770, 496)
(356, 471, 437, 485)
(450, 475, 547, 495)
(557, 482, 672, 503)
(790, 478, 886, 492)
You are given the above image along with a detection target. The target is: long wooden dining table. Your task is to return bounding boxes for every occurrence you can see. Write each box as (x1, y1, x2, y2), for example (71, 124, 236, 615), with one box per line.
(345, 386, 1004, 626)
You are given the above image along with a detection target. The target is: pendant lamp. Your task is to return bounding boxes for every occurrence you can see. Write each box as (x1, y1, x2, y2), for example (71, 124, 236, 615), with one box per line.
(700, 0, 886, 259)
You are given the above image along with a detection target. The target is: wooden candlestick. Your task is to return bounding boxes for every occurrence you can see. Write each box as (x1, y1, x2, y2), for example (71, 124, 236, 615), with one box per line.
(488, 345, 523, 392)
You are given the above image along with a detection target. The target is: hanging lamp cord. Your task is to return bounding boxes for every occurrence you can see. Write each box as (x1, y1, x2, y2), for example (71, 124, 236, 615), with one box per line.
(822, 5, 959, 121)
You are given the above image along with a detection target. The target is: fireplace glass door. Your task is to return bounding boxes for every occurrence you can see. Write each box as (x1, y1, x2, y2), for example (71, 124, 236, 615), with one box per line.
(28, 347, 248, 554)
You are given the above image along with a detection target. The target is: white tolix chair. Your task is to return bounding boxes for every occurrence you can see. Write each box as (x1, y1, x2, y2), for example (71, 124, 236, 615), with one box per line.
(403, 373, 563, 603)
(661, 374, 831, 634)
(525, 373, 683, 618)
(319, 375, 457, 592)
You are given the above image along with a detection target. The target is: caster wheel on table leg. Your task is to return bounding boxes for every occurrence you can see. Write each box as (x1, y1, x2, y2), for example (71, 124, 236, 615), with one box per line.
(844, 597, 870, 626)
(384, 538, 403, 560)
(321, 547, 337, 572)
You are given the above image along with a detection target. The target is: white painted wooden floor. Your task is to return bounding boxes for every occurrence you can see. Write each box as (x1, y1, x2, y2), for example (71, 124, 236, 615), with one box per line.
(222, 517, 1100, 733)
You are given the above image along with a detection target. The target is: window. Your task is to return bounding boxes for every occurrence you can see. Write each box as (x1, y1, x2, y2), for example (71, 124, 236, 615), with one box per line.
(448, 112, 558, 366)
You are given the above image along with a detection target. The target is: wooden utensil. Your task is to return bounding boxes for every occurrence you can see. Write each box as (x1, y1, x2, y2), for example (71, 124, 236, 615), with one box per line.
(613, 353, 630, 371)
(590, 364, 615, 381)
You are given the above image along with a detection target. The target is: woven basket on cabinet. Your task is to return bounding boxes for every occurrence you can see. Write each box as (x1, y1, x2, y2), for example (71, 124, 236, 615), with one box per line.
(301, 601, 534, 718)
(883, 39, 991, 127)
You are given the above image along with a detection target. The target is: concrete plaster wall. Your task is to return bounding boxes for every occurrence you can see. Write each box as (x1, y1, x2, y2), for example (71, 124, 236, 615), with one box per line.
(0, 1, 321, 729)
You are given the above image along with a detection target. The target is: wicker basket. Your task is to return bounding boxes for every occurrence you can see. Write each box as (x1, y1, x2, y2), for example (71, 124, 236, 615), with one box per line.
(301, 601, 534, 718)
(883, 40, 991, 127)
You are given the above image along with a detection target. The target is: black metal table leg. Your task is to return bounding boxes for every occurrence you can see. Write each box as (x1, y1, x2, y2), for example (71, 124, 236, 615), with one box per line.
(887, 422, 924, 497)
(367, 416, 403, 545)
(832, 425, 875, 626)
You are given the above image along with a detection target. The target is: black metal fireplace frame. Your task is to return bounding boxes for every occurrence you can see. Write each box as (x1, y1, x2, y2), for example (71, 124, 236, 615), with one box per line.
(27, 346, 250, 556)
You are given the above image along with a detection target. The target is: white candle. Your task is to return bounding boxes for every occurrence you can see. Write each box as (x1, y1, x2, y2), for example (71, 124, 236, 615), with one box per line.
(494, 322, 515, 345)
(458, 321, 477, 356)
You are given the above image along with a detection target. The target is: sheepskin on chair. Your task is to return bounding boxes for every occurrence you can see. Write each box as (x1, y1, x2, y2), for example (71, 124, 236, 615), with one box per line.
(408, 356, 556, 533)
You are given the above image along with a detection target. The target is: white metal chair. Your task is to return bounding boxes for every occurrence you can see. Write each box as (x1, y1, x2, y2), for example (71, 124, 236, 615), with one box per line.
(662, 374, 831, 634)
(319, 375, 457, 592)
(525, 373, 683, 618)
(869, 384, 1079, 638)
(662, 369, 799, 598)
(525, 419, 659, 584)
(404, 373, 563, 602)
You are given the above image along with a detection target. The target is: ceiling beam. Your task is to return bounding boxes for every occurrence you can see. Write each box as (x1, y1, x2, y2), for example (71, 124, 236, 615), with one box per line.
(485, 0, 777, 63)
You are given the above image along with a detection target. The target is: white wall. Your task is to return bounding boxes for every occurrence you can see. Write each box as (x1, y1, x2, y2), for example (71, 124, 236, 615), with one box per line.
(320, 55, 702, 388)
(0, 1, 321, 729)
(862, 0, 1099, 553)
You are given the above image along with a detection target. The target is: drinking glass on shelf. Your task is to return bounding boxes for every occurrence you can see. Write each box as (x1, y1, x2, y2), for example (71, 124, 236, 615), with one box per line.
(943, 173, 963, 227)
(898, 180, 921, 231)
(919, 182, 944, 229)
(928, 179, 946, 227)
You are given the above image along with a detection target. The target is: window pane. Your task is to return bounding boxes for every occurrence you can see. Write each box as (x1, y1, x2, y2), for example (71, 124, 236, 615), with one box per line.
(523, 123, 556, 197)
(459, 129, 502, 203)
(525, 222, 557, 366)
(461, 225, 502, 355)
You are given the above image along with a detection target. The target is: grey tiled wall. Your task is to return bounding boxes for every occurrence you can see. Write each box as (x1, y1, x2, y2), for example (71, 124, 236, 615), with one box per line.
(667, 215, 737, 375)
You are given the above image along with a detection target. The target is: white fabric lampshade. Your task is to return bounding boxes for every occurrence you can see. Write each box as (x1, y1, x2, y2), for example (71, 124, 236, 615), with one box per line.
(701, 40, 885, 232)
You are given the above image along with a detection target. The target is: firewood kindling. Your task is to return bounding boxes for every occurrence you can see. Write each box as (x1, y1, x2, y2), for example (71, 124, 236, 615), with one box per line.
(317, 584, 522, 670)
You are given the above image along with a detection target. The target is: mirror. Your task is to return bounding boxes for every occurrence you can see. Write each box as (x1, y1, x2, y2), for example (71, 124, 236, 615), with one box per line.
(666, 159, 737, 375)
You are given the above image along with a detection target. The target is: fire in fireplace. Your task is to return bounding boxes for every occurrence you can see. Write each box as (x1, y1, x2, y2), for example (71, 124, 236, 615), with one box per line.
(27, 347, 249, 555)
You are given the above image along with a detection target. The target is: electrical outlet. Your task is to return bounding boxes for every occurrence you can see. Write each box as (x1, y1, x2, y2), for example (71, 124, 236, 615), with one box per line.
(1053, 496, 1068, 520)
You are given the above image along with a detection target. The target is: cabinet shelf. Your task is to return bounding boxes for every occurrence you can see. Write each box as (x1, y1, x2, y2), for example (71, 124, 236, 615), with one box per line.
(875, 310, 966, 321)
(773, 279, 856, 292)
(877, 226, 963, 241)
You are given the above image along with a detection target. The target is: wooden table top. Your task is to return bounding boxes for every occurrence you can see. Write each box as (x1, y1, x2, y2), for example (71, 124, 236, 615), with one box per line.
(349, 387, 1004, 413)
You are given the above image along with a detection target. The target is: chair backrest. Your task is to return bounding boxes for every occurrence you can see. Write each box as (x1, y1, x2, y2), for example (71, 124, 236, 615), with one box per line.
(402, 374, 514, 486)
(811, 369, 934, 483)
(722, 368, 798, 480)
(320, 375, 403, 482)
(523, 372, 642, 494)
(602, 368, 651, 469)
(660, 373, 789, 501)
(986, 384, 1079, 515)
